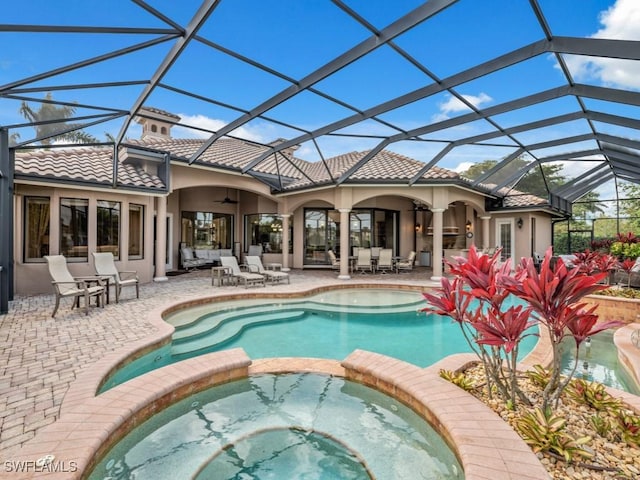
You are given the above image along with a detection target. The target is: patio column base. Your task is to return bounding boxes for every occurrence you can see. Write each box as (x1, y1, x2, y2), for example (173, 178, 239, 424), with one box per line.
(281, 267, 291, 272)
(430, 276, 443, 282)
(154, 276, 169, 282)
(338, 274, 351, 280)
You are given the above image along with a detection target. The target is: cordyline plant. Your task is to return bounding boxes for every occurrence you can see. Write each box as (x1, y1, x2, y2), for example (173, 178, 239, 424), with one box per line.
(422, 246, 537, 408)
(423, 245, 622, 412)
(500, 246, 622, 411)
(572, 250, 620, 283)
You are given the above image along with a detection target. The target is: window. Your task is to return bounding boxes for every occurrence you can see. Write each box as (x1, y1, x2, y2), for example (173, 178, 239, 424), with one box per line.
(181, 211, 233, 249)
(129, 204, 144, 259)
(245, 214, 292, 254)
(24, 196, 50, 262)
(97, 200, 120, 258)
(60, 198, 88, 261)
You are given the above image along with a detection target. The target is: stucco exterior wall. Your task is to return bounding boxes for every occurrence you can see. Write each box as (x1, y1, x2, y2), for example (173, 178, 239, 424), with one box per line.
(11, 166, 556, 295)
(14, 183, 157, 295)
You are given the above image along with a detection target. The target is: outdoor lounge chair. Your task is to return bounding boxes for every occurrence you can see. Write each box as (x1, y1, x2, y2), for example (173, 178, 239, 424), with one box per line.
(327, 250, 340, 270)
(220, 256, 265, 288)
(180, 246, 207, 270)
(247, 244, 263, 258)
(376, 248, 394, 274)
(245, 256, 290, 284)
(395, 251, 416, 273)
(92, 252, 139, 303)
(45, 255, 106, 317)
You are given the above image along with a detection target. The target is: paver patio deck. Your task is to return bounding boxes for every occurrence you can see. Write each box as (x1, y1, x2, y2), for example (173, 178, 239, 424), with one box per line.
(1, 265, 639, 479)
(0, 267, 438, 454)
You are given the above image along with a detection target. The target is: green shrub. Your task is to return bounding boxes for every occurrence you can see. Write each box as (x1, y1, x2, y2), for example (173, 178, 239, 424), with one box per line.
(516, 407, 593, 462)
(565, 378, 623, 411)
(589, 414, 613, 438)
(525, 364, 551, 389)
(614, 411, 640, 447)
(438, 369, 475, 392)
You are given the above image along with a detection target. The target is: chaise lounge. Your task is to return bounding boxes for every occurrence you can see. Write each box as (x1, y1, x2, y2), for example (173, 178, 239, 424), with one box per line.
(220, 256, 265, 288)
(245, 256, 290, 284)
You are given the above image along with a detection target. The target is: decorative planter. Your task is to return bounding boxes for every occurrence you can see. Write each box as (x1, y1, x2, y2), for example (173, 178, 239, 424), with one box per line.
(584, 294, 640, 325)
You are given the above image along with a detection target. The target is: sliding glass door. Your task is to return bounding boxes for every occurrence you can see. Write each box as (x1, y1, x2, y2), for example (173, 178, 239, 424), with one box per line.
(304, 209, 339, 265)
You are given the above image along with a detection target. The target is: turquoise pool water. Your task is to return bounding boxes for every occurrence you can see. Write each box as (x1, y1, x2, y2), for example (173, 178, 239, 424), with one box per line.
(101, 289, 538, 391)
(89, 373, 464, 479)
(560, 330, 640, 395)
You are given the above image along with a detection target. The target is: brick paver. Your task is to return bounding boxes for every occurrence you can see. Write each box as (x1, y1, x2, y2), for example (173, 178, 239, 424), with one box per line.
(0, 267, 437, 453)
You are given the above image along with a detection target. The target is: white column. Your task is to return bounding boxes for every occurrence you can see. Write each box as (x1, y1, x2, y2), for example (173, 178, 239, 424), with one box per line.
(154, 195, 168, 282)
(431, 208, 444, 281)
(338, 208, 351, 280)
(280, 214, 291, 271)
(481, 215, 491, 250)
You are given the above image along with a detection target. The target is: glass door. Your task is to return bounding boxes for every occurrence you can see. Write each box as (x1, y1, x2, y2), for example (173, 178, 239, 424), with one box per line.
(496, 218, 514, 269)
(304, 209, 339, 265)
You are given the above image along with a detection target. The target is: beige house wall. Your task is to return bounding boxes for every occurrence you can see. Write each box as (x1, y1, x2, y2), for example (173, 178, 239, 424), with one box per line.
(14, 183, 157, 295)
(12, 165, 555, 295)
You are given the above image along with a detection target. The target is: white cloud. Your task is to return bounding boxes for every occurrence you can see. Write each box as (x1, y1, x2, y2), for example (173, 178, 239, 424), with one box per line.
(173, 113, 268, 143)
(431, 92, 492, 122)
(452, 161, 476, 173)
(564, 0, 640, 89)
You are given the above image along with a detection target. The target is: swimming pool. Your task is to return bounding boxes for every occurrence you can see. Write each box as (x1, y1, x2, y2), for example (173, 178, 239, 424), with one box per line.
(89, 373, 464, 479)
(560, 330, 640, 395)
(100, 288, 537, 391)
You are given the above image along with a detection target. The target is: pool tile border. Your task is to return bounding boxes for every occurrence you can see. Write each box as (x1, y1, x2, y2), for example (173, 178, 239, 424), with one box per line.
(5, 351, 552, 480)
(341, 349, 552, 480)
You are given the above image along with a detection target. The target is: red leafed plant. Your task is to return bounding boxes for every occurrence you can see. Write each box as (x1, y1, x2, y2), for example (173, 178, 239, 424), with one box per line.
(619, 258, 638, 288)
(423, 244, 622, 412)
(422, 246, 537, 408)
(500, 246, 622, 410)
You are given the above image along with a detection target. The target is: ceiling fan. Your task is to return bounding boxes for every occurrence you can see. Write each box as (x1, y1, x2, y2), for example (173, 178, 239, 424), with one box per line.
(214, 188, 238, 205)
(410, 201, 430, 211)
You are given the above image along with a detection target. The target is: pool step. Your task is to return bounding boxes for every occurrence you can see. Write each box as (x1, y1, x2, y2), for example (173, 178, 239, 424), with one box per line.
(173, 304, 286, 342)
(171, 310, 306, 357)
(173, 299, 424, 342)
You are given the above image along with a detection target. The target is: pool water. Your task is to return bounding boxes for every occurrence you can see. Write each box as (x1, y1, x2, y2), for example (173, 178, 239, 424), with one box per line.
(89, 373, 464, 480)
(560, 330, 640, 395)
(101, 289, 537, 391)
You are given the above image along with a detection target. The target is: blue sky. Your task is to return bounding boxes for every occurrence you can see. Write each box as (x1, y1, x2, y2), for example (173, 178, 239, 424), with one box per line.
(1, 0, 639, 200)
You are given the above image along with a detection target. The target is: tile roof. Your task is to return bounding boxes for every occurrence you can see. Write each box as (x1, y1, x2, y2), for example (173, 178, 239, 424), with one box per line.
(13, 136, 549, 207)
(138, 106, 181, 121)
(14, 147, 165, 190)
(282, 150, 463, 190)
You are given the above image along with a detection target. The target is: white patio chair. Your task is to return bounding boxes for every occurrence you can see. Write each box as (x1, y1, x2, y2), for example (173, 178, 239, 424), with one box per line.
(93, 252, 139, 303)
(327, 250, 340, 270)
(44, 255, 105, 317)
(376, 249, 394, 274)
(220, 256, 265, 288)
(396, 251, 416, 273)
(246, 256, 290, 284)
(355, 248, 373, 274)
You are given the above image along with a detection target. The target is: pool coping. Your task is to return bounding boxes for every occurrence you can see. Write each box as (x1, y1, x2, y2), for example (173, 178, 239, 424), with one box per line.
(5, 284, 640, 479)
(4, 349, 551, 480)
